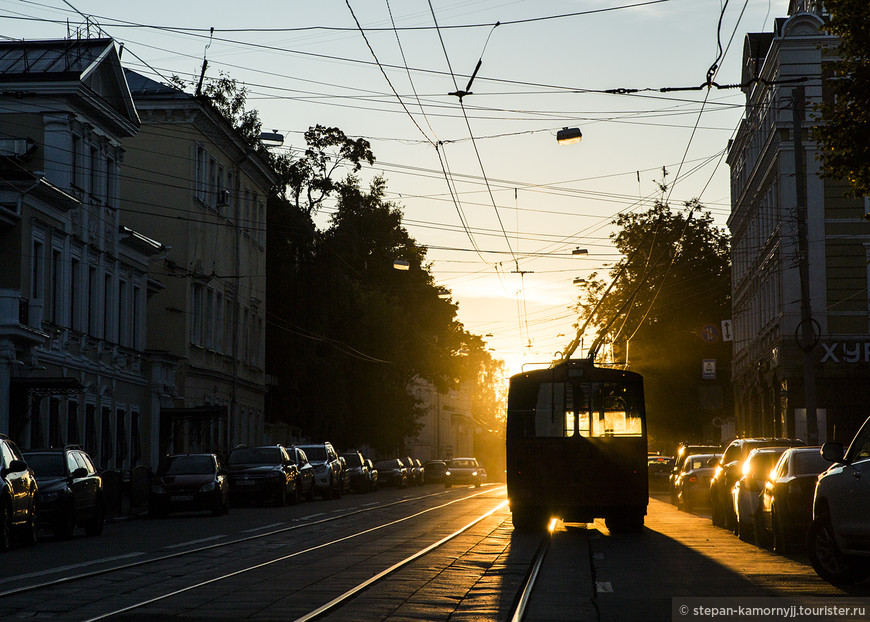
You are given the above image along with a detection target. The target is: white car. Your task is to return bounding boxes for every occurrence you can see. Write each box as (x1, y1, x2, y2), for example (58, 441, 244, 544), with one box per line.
(731, 447, 788, 541)
(809, 418, 870, 585)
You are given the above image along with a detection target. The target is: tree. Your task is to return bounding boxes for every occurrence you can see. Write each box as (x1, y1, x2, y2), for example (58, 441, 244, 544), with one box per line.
(571, 200, 731, 447)
(814, 0, 870, 197)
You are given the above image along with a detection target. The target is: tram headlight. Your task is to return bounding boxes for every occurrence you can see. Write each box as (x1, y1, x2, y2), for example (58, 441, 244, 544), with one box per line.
(445, 470, 451, 477)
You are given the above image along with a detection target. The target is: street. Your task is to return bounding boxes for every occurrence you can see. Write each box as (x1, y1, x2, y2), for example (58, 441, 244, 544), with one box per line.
(1, 485, 867, 621)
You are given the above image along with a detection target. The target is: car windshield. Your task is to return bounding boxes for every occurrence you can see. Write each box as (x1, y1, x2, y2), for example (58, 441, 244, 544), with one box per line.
(23, 453, 65, 477)
(228, 448, 281, 465)
(341, 454, 364, 467)
(158, 456, 215, 475)
(374, 460, 399, 470)
(300, 446, 327, 461)
(794, 451, 830, 475)
(449, 460, 476, 469)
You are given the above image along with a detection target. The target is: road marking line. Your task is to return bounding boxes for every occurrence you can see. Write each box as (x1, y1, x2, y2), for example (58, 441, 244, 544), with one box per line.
(0, 552, 145, 584)
(299, 513, 325, 520)
(241, 523, 284, 533)
(596, 581, 614, 593)
(165, 535, 226, 549)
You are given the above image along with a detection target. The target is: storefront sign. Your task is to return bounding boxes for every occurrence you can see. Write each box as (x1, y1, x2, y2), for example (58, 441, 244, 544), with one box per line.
(820, 342, 870, 364)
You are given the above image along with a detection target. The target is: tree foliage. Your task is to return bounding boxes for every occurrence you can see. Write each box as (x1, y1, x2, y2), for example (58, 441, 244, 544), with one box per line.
(572, 200, 731, 445)
(815, 0, 870, 197)
(191, 71, 502, 454)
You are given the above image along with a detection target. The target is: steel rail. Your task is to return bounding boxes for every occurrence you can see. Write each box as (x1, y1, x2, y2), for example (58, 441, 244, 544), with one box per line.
(0, 485, 501, 599)
(74, 489, 504, 622)
(293, 499, 509, 621)
(508, 518, 558, 622)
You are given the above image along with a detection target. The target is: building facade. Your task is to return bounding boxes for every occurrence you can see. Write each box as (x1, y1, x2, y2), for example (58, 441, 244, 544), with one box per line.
(0, 39, 166, 471)
(727, 4, 870, 444)
(122, 71, 277, 464)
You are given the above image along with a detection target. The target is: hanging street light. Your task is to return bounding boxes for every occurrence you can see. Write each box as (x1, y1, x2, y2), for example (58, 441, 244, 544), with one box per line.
(556, 127, 582, 145)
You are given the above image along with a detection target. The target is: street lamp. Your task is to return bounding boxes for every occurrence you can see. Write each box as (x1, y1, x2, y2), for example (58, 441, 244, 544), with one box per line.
(572, 247, 588, 256)
(556, 127, 582, 145)
(393, 259, 410, 271)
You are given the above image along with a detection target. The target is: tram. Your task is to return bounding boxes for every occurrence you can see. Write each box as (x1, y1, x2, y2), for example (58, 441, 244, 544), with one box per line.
(506, 357, 648, 531)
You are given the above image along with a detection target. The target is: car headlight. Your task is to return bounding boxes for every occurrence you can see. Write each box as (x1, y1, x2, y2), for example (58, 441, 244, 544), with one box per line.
(445, 471, 451, 477)
(200, 481, 216, 492)
(472, 471, 478, 477)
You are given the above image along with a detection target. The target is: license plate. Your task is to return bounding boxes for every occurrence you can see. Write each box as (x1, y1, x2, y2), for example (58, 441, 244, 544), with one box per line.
(171, 495, 194, 502)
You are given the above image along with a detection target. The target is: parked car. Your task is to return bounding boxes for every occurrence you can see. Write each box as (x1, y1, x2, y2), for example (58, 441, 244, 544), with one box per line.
(669, 444, 720, 503)
(405, 456, 422, 486)
(731, 447, 789, 541)
(445, 458, 482, 488)
(287, 446, 315, 500)
(340, 452, 372, 493)
(809, 418, 870, 584)
(710, 438, 804, 530)
(673, 453, 721, 512)
(296, 442, 342, 499)
(757, 446, 827, 552)
(365, 458, 378, 491)
(424, 460, 448, 484)
(373, 458, 408, 488)
(149, 454, 229, 517)
(226, 445, 299, 506)
(0, 434, 38, 550)
(648, 455, 674, 492)
(23, 446, 104, 537)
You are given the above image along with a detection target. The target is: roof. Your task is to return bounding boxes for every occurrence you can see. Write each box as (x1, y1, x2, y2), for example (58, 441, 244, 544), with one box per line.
(0, 38, 139, 132)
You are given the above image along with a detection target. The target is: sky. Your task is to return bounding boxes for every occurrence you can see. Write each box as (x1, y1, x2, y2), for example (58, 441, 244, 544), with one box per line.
(3, 0, 790, 376)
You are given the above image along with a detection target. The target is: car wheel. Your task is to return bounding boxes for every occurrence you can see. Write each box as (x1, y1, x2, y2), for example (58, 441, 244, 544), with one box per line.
(606, 509, 645, 533)
(290, 482, 300, 505)
(22, 499, 38, 546)
(771, 509, 787, 553)
(0, 500, 11, 551)
(710, 495, 724, 527)
(334, 477, 342, 499)
(322, 477, 333, 500)
(808, 514, 868, 585)
(512, 508, 548, 531)
(275, 485, 287, 507)
(737, 516, 751, 542)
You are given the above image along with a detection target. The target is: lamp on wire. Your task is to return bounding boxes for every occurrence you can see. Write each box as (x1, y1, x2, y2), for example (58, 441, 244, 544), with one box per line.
(557, 127, 582, 145)
(393, 259, 410, 271)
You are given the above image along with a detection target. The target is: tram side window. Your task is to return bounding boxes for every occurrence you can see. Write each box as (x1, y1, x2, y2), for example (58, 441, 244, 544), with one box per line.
(534, 382, 565, 438)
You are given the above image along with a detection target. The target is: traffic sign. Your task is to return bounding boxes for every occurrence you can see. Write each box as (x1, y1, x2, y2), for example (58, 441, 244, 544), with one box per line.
(702, 359, 716, 380)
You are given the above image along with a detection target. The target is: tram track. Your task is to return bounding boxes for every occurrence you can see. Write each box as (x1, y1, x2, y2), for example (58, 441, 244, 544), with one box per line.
(0, 487, 494, 599)
(0, 487, 509, 621)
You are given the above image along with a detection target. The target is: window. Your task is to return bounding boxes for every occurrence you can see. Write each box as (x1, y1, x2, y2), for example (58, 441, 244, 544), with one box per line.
(49, 398, 61, 447)
(205, 288, 214, 349)
(100, 405, 112, 469)
(215, 291, 224, 353)
(67, 400, 80, 445)
(31, 237, 44, 300)
(89, 145, 99, 202)
(118, 279, 128, 347)
(116, 408, 128, 468)
(71, 133, 82, 189)
(132, 285, 142, 350)
(70, 257, 80, 331)
(191, 283, 203, 346)
(51, 247, 63, 324)
(530, 381, 643, 439)
(88, 265, 99, 336)
(103, 273, 113, 342)
(209, 156, 217, 209)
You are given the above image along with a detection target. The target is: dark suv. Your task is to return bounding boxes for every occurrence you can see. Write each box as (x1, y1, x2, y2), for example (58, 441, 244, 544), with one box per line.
(23, 446, 104, 538)
(340, 451, 372, 493)
(710, 437, 804, 530)
(0, 434, 38, 550)
(226, 445, 300, 506)
(296, 442, 342, 500)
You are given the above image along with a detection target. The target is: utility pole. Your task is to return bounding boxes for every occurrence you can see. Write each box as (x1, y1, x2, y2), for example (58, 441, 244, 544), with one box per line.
(792, 86, 819, 445)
